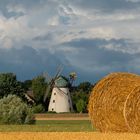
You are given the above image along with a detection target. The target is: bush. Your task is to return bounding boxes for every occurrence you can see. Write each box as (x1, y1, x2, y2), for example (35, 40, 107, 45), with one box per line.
(32, 104, 45, 113)
(0, 94, 35, 124)
(76, 99, 86, 113)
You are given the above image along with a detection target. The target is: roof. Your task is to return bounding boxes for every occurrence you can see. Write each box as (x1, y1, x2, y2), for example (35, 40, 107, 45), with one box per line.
(54, 76, 70, 87)
(25, 89, 35, 103)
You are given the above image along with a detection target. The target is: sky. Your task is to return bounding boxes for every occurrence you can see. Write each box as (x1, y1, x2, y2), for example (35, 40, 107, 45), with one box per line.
(0, 0, 140, 83)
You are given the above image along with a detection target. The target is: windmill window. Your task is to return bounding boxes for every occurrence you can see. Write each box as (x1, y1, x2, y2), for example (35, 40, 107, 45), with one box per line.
(52, 108, 54, 111)
(54, 93, 56, 95)
(68, 99, 70, 103)
(53, 100, 55, 103)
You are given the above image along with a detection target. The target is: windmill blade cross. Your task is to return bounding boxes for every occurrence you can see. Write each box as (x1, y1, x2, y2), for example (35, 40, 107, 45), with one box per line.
(43, 65, 63, 103)
(43, 76, 56, 102)
(55, 85, 68, 97)
(43, 72, 52, 83)
(53, 65, 63, 81)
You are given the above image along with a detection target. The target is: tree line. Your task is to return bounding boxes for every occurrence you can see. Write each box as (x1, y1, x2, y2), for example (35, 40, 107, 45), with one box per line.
(0, 73, 94, 113)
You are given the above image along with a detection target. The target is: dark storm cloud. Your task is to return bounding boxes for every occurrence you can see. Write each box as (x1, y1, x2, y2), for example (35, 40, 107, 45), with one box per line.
(0, 38, 140, 83)
(60, 38, 140, 82)
(61, 38, 135, 65)
(0, 46, 65, 81)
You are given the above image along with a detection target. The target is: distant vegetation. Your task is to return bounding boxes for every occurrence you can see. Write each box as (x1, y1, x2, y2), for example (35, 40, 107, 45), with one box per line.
(0, 72, 94, 117)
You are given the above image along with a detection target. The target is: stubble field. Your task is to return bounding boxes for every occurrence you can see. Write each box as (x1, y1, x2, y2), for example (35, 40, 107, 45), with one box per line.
(1, 132, 140, 140)
(0, 114, 140, 140)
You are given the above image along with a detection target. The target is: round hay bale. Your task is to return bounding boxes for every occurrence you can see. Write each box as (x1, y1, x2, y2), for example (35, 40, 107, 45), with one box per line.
(124, 86, 140, 133)
(88, 72, 140, 133)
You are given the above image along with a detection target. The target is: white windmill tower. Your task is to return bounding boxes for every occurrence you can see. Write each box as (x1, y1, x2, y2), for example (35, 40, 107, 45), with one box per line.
(43, 67, 76, 113)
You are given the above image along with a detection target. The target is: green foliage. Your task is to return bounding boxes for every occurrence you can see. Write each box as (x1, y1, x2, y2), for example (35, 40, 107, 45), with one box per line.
(22, 80, 32, 91)
(72, 91, 89, 113)
(32, 104, 45, 113)
(77, 82, 92, 93)
(72, 81, 93, 113)
(0, 94, 35, 124)
(0, 73, 24, 99)
(32, 76, 47, 103)
(76, 99, 86, 113)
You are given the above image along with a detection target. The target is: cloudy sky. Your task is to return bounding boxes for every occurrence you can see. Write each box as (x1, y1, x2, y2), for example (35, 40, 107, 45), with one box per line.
(0, 0, 140, 83)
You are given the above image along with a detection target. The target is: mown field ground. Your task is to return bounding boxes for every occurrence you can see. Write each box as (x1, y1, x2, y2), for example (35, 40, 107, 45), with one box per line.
(1, 113, 140, 140)
(0, 113, 94, 132)
(0, 120, 94, 132)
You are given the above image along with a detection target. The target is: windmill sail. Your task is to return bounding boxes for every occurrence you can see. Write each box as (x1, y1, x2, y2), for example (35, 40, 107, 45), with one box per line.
(44, 84, 51, 102)
(53, 65, 63, 81)
(43, 65, 63, 102)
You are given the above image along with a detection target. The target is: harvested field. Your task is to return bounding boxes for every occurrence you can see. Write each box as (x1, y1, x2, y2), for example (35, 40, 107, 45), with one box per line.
(35, 113, 89, 120)
(0, 132, 140, 140)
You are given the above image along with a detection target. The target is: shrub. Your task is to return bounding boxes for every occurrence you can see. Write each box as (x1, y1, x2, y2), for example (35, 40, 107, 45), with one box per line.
(0, 94, 35, 124)
(76, 99, 86, 113)
(32, 104, 45, 113)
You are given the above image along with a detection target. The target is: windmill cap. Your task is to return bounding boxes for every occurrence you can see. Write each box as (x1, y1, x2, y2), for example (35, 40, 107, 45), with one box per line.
(54, 76, 70, 87)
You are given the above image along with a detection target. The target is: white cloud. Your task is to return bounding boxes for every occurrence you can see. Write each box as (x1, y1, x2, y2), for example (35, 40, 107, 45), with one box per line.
(0, 15, 30, 48)
(0, 0, 140, 81)
(2, 37, 13, 49)
(48, 16, 59, 26)
(0, 1, 140, 56)
(0, 0, 140, 50)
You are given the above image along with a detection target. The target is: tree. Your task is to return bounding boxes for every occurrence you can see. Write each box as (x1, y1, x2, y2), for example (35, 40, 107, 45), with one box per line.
(22, 80, 32, 91)
(76, 99, 86, 113)
(32, 76, 47, 104)
(0, 94, 35, 124)
(72, 90, 89, 113)
(71, 81, 93, 113)
(77, 82, 92, 93)
(0, 73, 24, 99)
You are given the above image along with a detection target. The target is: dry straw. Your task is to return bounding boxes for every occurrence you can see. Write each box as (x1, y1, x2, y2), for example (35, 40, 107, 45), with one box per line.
(124, 86, 140, 133)
(88, 72, 140, 133)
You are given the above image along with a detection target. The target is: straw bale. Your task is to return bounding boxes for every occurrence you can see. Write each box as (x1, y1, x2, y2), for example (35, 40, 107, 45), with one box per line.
(88, 72, 140, 133)
(124, 86, 140, 133)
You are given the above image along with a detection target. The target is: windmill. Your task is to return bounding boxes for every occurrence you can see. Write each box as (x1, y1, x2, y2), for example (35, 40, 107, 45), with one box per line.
(43, 66, 75, 113)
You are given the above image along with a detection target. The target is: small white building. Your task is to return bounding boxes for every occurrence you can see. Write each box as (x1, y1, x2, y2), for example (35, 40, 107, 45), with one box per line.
(48, 76, 73, 113)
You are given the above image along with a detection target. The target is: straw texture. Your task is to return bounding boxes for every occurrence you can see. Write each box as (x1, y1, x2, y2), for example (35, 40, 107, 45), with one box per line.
(88, 72, 140, 133)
